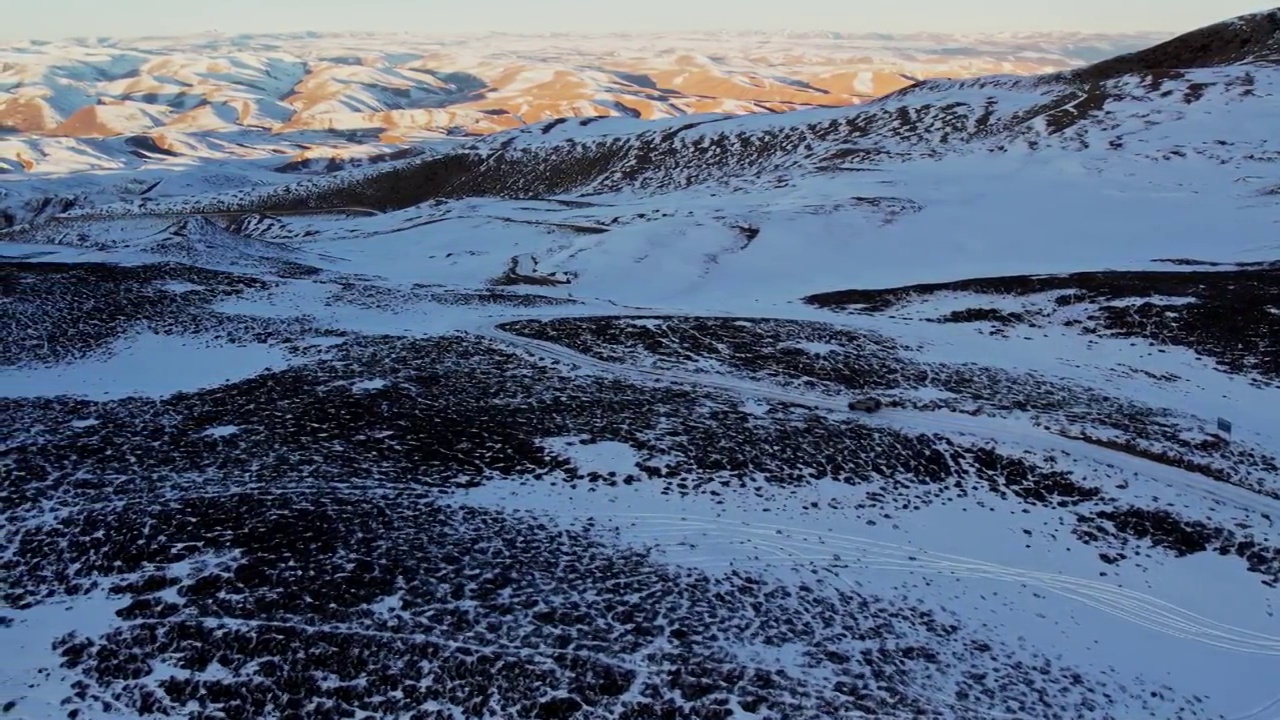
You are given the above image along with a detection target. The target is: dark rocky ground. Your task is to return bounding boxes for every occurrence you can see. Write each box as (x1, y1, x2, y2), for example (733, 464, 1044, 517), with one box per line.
(3, 259, 1276, 718)
(1, 259, 574, 372)
(803, 264, 1280, 384)
(496, 315, 1280, 583)
(499, 314, 1280, 501)
(6, 23, 1280, 713)
(2, 260, 344, 368)
(6, 491, 1212, 720)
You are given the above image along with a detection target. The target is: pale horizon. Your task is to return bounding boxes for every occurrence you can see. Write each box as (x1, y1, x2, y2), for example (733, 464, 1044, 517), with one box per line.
(3, 0, 1275, 41)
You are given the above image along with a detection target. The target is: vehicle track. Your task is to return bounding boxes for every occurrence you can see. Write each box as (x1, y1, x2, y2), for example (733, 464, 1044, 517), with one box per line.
(473, 320, 1280, 521)
(586, 513, 1280, 655)
(52, 207, 385, 220)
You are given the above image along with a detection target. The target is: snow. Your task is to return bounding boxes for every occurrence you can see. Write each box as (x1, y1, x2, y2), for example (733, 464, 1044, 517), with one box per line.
(201, 425, 241, 437)
(786, 340, 843, 354)
(481, 320, 1280, 518)
(460, 464, 1280, 718)
(6, 30, 1280, 718)
(0, 333, 291, 399)
(0, 29, 1152, 176)
(840, 304, 1280, 453)
(159, 280, 205, 293)
(242, 141, 1279, 315)
(0, 593, 128, 720)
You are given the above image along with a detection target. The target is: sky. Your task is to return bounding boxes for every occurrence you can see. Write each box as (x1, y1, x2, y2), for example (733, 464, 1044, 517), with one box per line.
(3, 0, 1274, 40)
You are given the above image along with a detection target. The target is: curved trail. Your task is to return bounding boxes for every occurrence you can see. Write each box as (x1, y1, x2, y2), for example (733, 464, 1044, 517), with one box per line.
(53, 207, 385, 220)
(579, 512, 1280, 655)
(466, 314, 1280, 712)
(473, 320, 1280, 520)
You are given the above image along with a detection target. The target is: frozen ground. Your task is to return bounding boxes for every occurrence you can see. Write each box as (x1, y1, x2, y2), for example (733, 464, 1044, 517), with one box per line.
(4, 16, 1280, 719)
(0, 332, 291, 399)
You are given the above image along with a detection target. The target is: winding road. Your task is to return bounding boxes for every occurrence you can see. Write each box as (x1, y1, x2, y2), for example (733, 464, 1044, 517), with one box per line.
(51, 207, 385, 221)
(473, 319, 1280, 522)
(467, 318, 1280, 699)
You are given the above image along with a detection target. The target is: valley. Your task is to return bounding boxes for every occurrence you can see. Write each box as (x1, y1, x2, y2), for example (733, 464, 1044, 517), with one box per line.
(4, 9, 1280, 720)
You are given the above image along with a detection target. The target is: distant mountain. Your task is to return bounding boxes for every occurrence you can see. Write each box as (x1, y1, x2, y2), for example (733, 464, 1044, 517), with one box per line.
(56, 10, 1272, 221)
(0, 30, 1165, 172)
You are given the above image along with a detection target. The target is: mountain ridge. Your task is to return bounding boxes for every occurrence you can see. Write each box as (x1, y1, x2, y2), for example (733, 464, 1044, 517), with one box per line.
(1, 29, 1168, 173)
(4, 10, 1280, 720)
(19, 9, 1262, 222)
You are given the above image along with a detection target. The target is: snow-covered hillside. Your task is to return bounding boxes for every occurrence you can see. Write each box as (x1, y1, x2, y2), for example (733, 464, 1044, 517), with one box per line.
(4, 9, 1280, 720)
(0, 29, 1165, 174)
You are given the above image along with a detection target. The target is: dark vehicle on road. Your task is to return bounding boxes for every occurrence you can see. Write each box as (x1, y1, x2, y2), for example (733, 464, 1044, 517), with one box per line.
(848, 396, 884, 413)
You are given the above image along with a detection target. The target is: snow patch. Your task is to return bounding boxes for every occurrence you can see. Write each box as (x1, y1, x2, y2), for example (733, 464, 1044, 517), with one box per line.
(785, 340, 843, 354)
(201, 425, 241, 437)
(0, 333, 290, 399)
(542, 437, 644, 476)
(158, 280, 205, 293)
(0, 592, 130, 720)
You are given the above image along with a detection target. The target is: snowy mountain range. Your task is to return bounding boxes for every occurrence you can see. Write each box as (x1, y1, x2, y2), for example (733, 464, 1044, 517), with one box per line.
(0, 30, 1168, 174)
(4, 8, 1280, 720)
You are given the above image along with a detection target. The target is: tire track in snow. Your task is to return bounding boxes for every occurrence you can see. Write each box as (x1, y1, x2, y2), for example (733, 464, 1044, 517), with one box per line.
(473, 321, 1280, 521)
(467, 319, 1280, 714)
(559, 512, 1280, 719)
(579, 512, 1280, 655)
